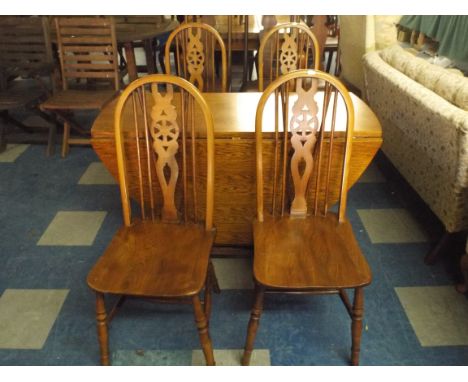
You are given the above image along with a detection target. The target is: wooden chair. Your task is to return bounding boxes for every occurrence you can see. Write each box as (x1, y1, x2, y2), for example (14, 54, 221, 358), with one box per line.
(40, 16, 120, 157)
(0, 16, 59, 155)
(164, 22, 227, 92)
(87, 74, 218, 366)
(257, 22, 320, 91)
(242, 69, 372, 366)
(115, 16, 166, 76)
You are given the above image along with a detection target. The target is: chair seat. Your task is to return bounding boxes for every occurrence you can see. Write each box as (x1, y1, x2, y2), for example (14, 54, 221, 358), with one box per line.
(87, 219, 215, 298)
(0, 80, 45, 110)
(41, 89, 119, 110)
(253, 213, 372, 290)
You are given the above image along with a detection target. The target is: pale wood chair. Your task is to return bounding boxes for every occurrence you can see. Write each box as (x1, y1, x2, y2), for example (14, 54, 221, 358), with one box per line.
(242, 69, 372, 366)
(40, 16, 120, 157)
(257, 22, 320, 91)
(0, 16, 59, 155)
(164, 22, 227, 92)
(87, 74, 218, 366)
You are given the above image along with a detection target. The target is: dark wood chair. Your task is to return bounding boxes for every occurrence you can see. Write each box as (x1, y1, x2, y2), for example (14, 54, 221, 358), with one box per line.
(87, 74, 218, 366)
(115, 16, 166, 76)
(257, 22, 320, 91)
(40, 16, 120, 157)
(164, 22, 227, 92)
(0, 16, 59, 155)
(242, 69, 372, 366)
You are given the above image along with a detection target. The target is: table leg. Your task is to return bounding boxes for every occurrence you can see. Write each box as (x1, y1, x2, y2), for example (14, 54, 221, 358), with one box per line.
(144, 39, 157, 74)
(123, 42, 138, 82)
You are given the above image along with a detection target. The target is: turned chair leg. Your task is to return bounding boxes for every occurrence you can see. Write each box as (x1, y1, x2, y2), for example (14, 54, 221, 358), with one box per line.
(61, 121, 70, 158)
(193, 294, 215, 366)
(95, 292, 110, 366)
(242, 283, 265, 366)
(46, 123, 57, 157)
(351, 287, 364, 366)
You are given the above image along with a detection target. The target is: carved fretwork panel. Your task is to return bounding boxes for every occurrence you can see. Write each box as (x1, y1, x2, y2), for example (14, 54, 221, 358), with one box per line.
(280, 29, 298, 74)
(185, 28, 205, 91)
(289, 79, 320, 218)
(149, 84, 180, 221)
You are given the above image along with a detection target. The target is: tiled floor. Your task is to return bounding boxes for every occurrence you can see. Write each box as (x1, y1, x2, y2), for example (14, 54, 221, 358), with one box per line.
(37, 211, 107, 246)
(1, 143, 467, 366)
(0, 144, 30, 163)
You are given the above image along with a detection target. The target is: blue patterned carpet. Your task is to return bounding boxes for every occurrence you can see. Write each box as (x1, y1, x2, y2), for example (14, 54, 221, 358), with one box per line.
(0, 143, 467, 366)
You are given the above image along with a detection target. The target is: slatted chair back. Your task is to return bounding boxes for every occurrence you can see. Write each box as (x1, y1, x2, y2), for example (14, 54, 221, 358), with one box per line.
(114, 74, 215, 231)
(0, 16, 53, 89)
(164, 22, 227, 92)
(258, 22, 320, 91)
(55, 16, 120, 91)
(255, 69, 354, 223)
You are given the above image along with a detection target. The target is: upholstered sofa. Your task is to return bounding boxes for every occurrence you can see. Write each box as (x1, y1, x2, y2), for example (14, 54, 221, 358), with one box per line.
(362, 45, 468, 243)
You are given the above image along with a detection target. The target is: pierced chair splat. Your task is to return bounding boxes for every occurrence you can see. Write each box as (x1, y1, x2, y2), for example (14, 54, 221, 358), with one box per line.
(86, 74, 218, 366)
(164, 22, 227, 92)
(257, 22, 320, 91)
(242, 69, 372, 366)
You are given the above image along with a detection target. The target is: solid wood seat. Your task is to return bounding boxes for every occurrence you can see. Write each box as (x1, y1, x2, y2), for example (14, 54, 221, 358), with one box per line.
(88, 220, 215, 298)
(253, 214, 371, 290)
(0, 83, 45, 110)
(40, 89, 118, 110)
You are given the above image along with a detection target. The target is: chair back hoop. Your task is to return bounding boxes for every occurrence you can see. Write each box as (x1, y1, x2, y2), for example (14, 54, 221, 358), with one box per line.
(255, 69, 354, 224)
(114, 74, 215, 231)
(258, 22, 320, 91)
(164, 22, 227, 92)
(55, 16, 120, 91)
(0, 16, 53, 85)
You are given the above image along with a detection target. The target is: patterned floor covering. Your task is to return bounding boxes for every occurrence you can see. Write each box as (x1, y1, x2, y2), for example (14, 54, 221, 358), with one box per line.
(0, 137, 467, 366)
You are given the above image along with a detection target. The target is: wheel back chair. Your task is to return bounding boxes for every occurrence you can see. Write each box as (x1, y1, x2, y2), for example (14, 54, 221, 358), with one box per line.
(0, 16, 59, 156)
(87, 74, 219, 366)
(40, 16, 121, 157)
(255, 22, 320, 92)
(164, 21, 227, 92)
(242, 69, 372, 366)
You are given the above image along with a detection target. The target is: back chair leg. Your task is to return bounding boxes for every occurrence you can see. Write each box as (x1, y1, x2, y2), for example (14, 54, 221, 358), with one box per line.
(204, 271, 213, 324)
(192, 294, 215, 366)
(242, 283, 265, 366)
(209, 260, 220, 294)
(46, 123, 57, 157)
(95, 292, 110, 366)
(351, 287, 364, 366)
(61, 121, 70, 158)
